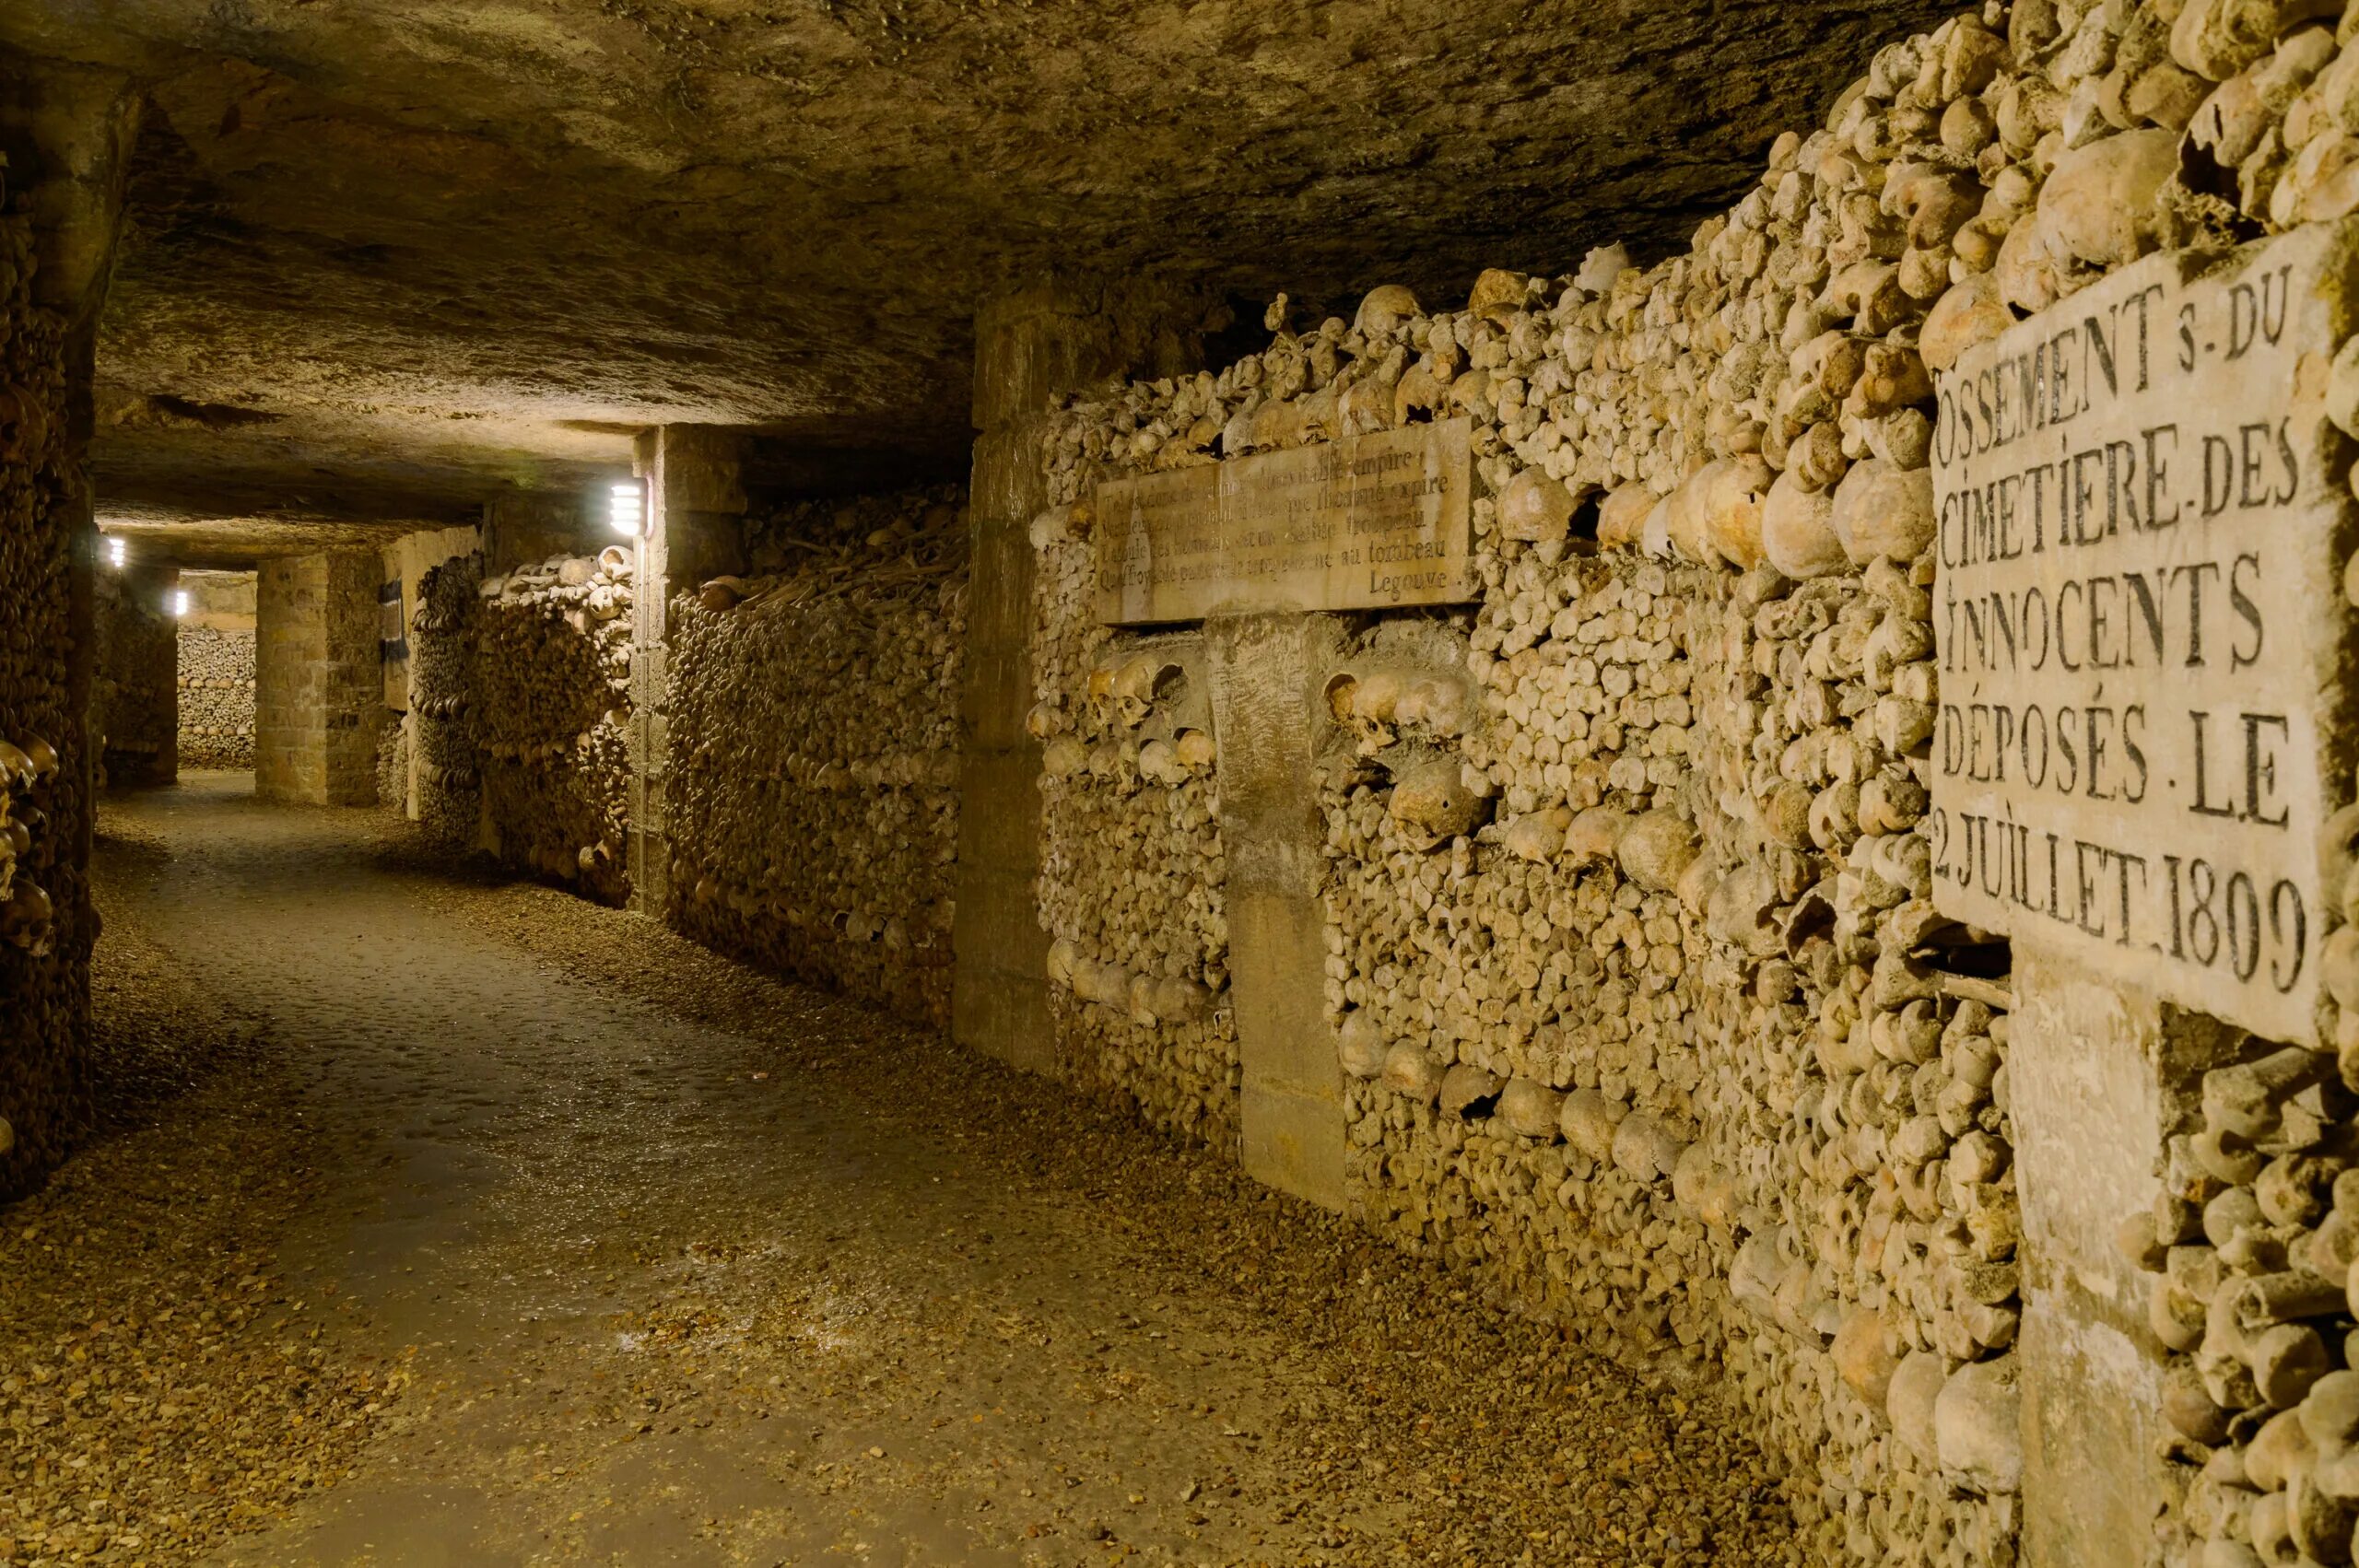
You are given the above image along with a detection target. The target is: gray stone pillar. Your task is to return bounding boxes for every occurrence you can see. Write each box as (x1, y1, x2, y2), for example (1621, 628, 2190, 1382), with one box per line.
(628, 425, 745, 919)
(2011, 951, 2241, 1568)
(1203, 613, 1348, 1210)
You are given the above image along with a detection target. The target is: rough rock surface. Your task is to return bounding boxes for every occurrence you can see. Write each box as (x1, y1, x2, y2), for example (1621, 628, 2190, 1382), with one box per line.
(6, 0, 1945, 551)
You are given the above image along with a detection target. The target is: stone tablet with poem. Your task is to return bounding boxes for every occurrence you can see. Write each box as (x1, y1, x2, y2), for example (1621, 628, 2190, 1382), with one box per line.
(1096, 417, 1473, 625)
(1929, 222, 2359, 1045)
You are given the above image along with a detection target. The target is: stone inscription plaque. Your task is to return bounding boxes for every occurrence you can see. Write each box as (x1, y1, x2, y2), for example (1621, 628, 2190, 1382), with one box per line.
(1096, 417, 1473, 625)
(1930, 223, 2359, 1044)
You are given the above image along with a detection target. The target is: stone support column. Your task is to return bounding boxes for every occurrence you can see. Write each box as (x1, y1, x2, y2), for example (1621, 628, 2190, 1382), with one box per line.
(255, 550, 383, 805)
(2011, 951, 2243, 1568)
(1203, 613, 1348, 1210)
(628, 425, 745, 919)
(954, 282, 1203, 1071)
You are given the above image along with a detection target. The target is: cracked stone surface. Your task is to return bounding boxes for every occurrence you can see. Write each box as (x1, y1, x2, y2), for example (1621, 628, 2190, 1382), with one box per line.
(1, 0, 1944, 557)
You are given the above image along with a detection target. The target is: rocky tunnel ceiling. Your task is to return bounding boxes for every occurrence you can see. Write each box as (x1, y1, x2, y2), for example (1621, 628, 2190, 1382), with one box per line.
(5, 0, 1950, 561)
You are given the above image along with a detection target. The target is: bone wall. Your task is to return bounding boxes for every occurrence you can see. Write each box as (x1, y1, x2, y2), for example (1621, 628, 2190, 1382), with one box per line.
(408, 556, 482, 851)
(1030, 606, 1236, 1146)
(177, 628, 255, 770)
(468, 550, 634, 905)
(1012, 0, 2324, 1552)
(663, 487, 965, 1028)
(0, 164, 88, 1199)
(91, 566, 177, 788)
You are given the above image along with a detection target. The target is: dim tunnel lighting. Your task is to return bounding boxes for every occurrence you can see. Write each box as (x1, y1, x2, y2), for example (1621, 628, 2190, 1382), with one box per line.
(609, 481, 644, 538)
(171, 590, 189, 618)
(107, 536, 125, 569)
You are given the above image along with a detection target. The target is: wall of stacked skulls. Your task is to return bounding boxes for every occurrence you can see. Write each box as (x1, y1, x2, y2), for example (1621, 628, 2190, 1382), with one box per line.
(177, 627, 254, 769)
(89, 572, 176, 785)
(402, 548, 632, 900)
(664, 487, 966, 1030)
(1023, 532, 1238, 1145)
(1018, 495, 1236, 1145)
(407, 556, 483, 852)
(0, 185, 87, 1199)
(1022, 0, 2359, 1553)
(466, 551, 634, 906)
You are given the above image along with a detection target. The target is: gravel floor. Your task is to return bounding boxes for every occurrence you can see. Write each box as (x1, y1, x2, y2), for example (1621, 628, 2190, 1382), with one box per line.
(4, 774, 1802, 1566)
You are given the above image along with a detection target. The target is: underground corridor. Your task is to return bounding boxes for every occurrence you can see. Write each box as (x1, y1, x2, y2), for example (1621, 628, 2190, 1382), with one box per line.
(8, 0, 2359, 1564)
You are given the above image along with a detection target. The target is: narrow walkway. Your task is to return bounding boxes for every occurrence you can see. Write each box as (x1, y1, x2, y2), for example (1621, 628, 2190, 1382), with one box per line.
(6, 777, 1793, 1567)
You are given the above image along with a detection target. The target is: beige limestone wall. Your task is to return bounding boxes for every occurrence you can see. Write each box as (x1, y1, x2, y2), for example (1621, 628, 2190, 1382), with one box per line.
(627, 425, 748, 920)
(255, 551, 384, 806)
(179, 568, 255, 632)
(957, 284, 1210, 1079)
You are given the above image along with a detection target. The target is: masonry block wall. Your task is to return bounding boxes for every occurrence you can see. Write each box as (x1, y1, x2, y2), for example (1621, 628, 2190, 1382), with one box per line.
(256, 551, 383, 806)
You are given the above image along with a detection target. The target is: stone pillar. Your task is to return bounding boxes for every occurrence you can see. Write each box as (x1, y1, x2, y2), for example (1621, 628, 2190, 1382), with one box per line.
(2010, 950, 2241, 1568)
(255, 550, 384, 805)
(1202, 614, 1348, 1209)
(0, 53, 138, 1197)
(954, 286, 1154, 1069)
(628, 425, 745, 919)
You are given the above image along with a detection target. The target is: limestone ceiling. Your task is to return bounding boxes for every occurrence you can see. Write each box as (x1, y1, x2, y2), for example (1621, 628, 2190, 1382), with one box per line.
(6, 0, 1950, 560)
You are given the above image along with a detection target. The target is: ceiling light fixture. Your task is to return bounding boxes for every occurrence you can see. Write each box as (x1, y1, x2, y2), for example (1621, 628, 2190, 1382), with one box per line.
(609, 481, 645, 538)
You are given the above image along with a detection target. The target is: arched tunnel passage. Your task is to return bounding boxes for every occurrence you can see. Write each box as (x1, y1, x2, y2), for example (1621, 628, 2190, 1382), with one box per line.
(6, 1, 2355, 1564)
